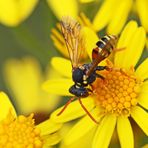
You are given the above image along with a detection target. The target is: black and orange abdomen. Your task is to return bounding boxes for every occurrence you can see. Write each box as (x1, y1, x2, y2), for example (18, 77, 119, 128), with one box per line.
(92, 35, 118, 61)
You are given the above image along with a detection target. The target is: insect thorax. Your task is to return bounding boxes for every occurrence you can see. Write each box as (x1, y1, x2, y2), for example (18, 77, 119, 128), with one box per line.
(72, 64, 96, 86)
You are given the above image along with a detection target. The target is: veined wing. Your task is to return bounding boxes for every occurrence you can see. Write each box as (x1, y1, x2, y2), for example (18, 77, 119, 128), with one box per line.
(60, 17, 85, 68)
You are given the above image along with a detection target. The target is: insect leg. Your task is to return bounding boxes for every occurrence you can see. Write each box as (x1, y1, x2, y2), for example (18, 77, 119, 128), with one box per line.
(96, 65, 114, 73)
(96, 66, 108, 71)
(95, 73, 105, 80)
(78, 98, 99, 124)
(87, 88, 93, 93)
(113, 47, 126, 52)
(57, 97, 76, 116)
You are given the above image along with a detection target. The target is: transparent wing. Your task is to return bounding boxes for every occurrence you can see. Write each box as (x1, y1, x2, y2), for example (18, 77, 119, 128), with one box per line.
(60, 17, 85, 68)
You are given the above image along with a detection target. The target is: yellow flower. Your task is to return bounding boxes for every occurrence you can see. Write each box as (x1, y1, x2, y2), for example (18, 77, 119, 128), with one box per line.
(79, 0, 97, 3)
(47, 0, 78, 19)
(0, 0, 38, 27)
(0, 91, 62, 147)
(93, 0, 148, 34)
(3, 57, 60, 115)
(47, 0, 148, 35)
(43, 21, 148, 148)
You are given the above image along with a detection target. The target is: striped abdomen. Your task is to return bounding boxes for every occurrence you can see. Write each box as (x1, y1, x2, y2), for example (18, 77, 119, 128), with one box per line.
(92, 35, 118, 61)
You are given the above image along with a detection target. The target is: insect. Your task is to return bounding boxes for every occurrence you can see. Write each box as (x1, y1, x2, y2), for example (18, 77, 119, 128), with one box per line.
(57, 17, 118, 123)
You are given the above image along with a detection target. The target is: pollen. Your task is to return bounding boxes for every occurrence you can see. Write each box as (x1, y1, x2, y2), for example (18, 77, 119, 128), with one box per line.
(0, 112, 43, 147)
(93, 68, 142, 116)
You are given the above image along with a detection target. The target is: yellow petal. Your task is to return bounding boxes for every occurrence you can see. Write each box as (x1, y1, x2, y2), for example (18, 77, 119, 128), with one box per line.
(61, 128, 95, 148)
(92, 0, 117, 31)
(136, 58, 148, 80)
(61, 122, 96, 148)
(114, 21, 138, 66)
(47, 0, 78, 19)
(115, 21, 146, 69)
(0, 0, 18, 26)
(18, 0, 38, 23)
(51, 28, 69, 58)
(107, 0, 133, 35)
(136, 0, 148, 32)
(137, 81, 148, 110)
(117, 116, 134, 148)
(51, 57, 72, 78)
(92, 114, 116, 148)
(50, 97, 95, 123)
(43, 131, 61, 146)
(122, 26, 146, 68)
(36, 119, 62, 136)
(0, 0, 38, 26)
(42, 78, 73, 96)
(0, 92, 16, 121)
(4, 57, 54, 114)
(79, 0, 96, 3)
(81, 27, 99, 59)
(64, 108, 102, 145)
(131, 106, 148, 136)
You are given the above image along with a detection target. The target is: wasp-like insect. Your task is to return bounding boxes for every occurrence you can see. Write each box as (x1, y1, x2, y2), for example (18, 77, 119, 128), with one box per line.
(57, 17, 118, 123)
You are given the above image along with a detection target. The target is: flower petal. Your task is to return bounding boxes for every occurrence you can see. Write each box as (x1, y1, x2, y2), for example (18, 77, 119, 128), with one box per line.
(64, 108, 102, 145)
(81, 27, 99, 59)
(36, 119, 62, 136)
(115, 21, 146, 69)
(42, 78, 73, 96)
(0, 0, 38, 26)
(136, 0, 148, 32)
(46, 0, 78, 19)
(114, 21, 137, 66)
(131, 106, 148, 136)
(92, 0, 117, 31)
(136, 58, 148, 80)
(0, 92, 16, 121)
(61, 121, 96, 148)
(4, 57, 55, 114)
(51, 28, 69, 58)
(43, 132, 61, 146)
(79, 0, 96, 3)
(51, 57, 72, 78)
(117, 116, 134, 148)
(0, 0, 18, 26)
(50, 97, 95, 123)
(107, 0, 133, 35)
(18, 0, 38, 23)
(124, 26, 146, 67)
(137, 81, 148, 110)
(92, 114, 116, 148)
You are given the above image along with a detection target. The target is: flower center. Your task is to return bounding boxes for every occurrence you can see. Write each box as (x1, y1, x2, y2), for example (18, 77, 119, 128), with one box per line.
(93, 67, 142, 116)
(0, 112, 43, 147)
